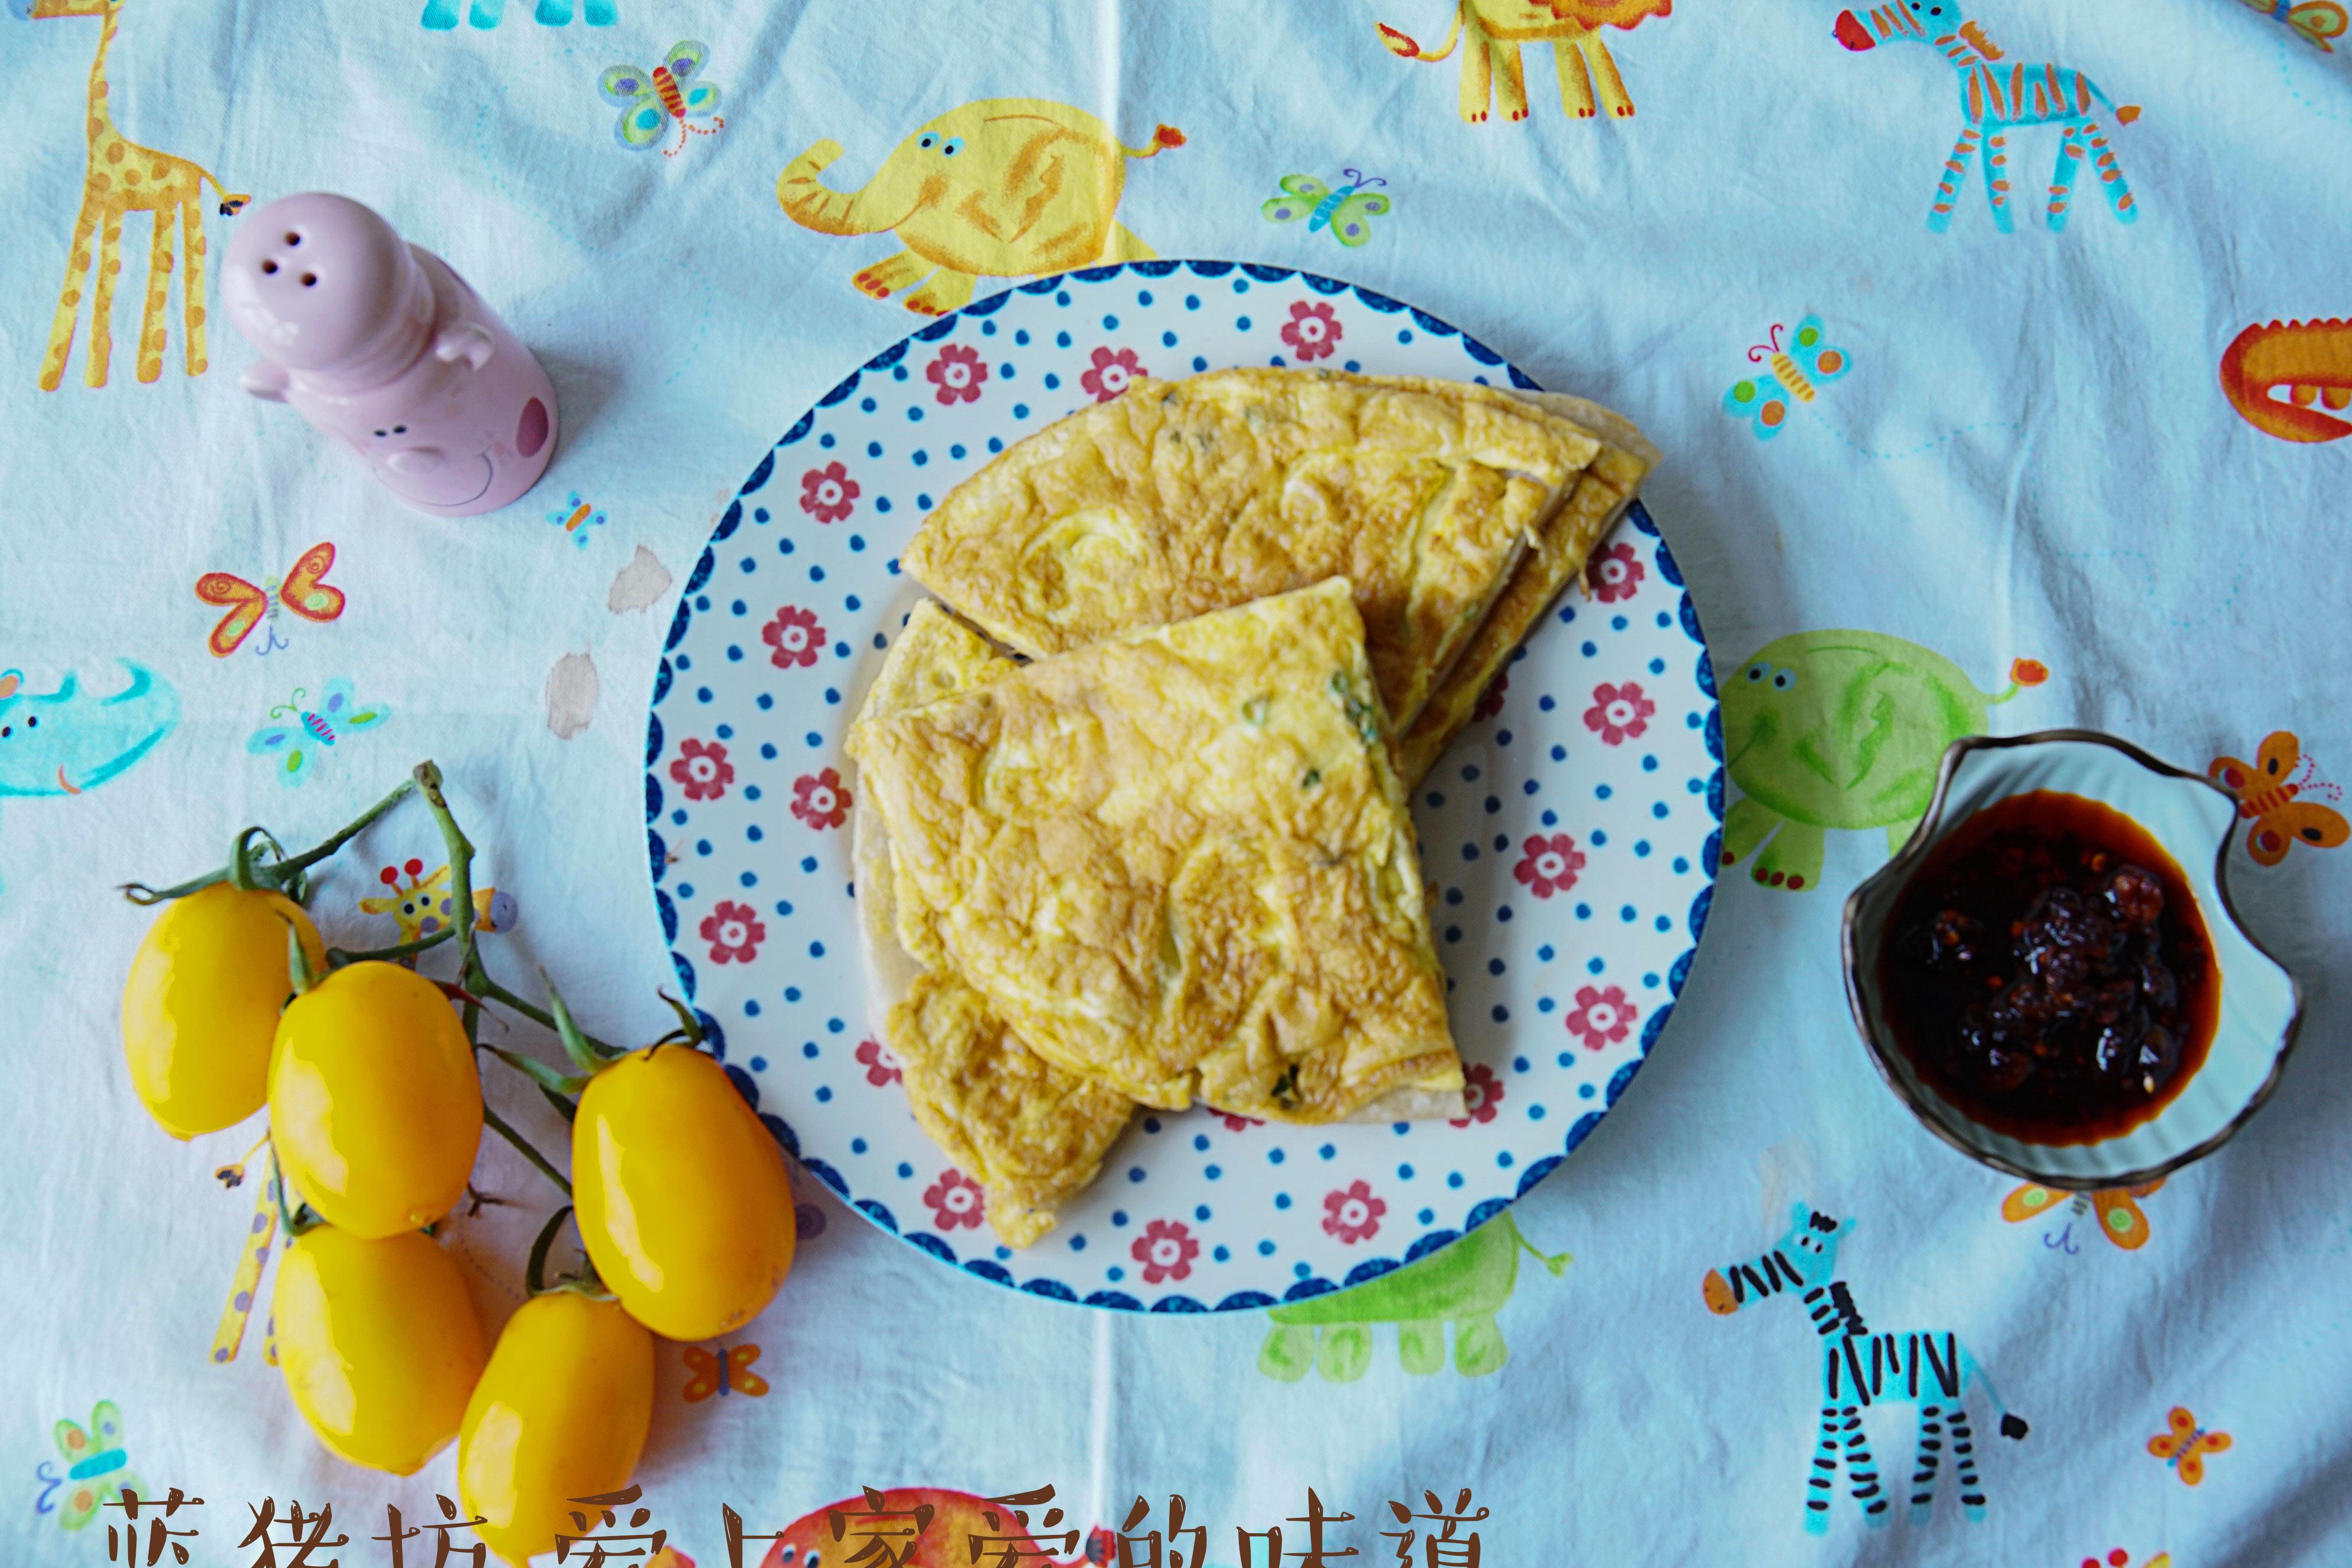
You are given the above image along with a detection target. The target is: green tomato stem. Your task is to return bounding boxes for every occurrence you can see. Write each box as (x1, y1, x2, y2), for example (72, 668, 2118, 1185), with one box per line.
(472, 969, 630, 1062)
(482, 1103, 572, 1199)
(119, 868, 229, 905)
(284, 918, 322, 997)
(271, 775, 416, 882)
(411, 761, 484, 997)
(655, 988, 706, 1048)
(267, 1142, 319, 1239)
(542, 973, 623, 1075)
(325, 928, 456, 967)
(230, 826, 284, 893)
(482, 1043, 591, 1097)
(525, 1204, 575, 1295)
(121, 773, 413, 907)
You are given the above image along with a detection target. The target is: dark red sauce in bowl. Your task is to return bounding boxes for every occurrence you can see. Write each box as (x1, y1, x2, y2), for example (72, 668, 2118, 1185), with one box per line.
(1877, 790, 2220, 1144)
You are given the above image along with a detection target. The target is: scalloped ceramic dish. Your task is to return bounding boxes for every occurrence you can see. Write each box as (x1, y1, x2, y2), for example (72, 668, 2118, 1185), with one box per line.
(1844, 730, 2304, 1188)
(642, 261, 1726, 1310)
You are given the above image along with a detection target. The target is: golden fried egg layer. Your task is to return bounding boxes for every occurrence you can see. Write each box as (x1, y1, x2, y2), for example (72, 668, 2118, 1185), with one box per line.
(1397, 391, 1657, 784)
(852, 580, 1461, 1122)
(901, 368, 1605, 738)
(848, 601, 1133, 1248)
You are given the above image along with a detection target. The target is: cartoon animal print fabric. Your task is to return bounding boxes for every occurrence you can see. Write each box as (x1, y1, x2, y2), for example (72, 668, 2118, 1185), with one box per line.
(1374, 0, 1671, 122)
(777, 100, 1183, 317)
(45, 1403, 140, 1531)
(358, 859, 516, 948)
(2148, 1407, 2231, 1485)
(1718, 631, 2043, 892)
(2209, 731, 2348, 863)
(21, 0, 248, 390)
(1703, 1204, 2030, 1533)
(682, 1341, 768, 1401)
(2002, 1180, 2162, 1253)
(1833, 4, 2141, 233)
(1258, 1213, 1569, 1382)
(1262, 169, 1392, 248)
(245, 679, 389, 786)
(1724, 316, 1853, 440)
(195, 542, 345, 658)
(0, 663, 178, 822)
(2221, 319, 2352, 442)
(422, 0, 614, 28)
(601, 41, 724, 157)
(2239, 0, 2347, 51)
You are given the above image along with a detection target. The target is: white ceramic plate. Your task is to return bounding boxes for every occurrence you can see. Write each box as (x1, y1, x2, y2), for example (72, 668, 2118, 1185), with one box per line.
(642, 262, 1724, 1310)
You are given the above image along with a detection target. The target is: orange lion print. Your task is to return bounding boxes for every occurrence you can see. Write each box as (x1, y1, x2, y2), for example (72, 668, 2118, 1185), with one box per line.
(1375, 0, 1673, 123)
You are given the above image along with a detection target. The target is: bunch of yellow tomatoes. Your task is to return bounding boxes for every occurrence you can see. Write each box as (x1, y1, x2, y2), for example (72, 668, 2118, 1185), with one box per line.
(117, 767, 799, 1566)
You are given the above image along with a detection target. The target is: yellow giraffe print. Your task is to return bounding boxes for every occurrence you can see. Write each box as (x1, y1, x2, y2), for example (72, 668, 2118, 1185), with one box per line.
(209, 1148, 278, 1366)
(27, 0, 248, 390)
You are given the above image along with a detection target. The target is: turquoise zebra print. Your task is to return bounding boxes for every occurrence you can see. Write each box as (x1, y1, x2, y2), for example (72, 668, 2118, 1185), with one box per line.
(1834, 2, 2141, 233)
(1705, 1203, 2031, 1535)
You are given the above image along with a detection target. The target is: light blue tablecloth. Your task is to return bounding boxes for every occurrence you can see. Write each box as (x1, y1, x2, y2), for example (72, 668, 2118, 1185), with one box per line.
(5, 1, 2349, 1562)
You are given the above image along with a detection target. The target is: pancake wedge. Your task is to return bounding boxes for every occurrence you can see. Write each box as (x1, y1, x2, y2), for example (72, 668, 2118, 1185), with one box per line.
(900, 368, 1605, 738)
(1396, 388, 1660, 784)
(848, 601, 1132, 1249)
(851, 580, 1461, 1122)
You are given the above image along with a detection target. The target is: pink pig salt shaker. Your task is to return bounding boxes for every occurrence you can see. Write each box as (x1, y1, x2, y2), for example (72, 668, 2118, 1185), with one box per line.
(223, 192, 558, 517)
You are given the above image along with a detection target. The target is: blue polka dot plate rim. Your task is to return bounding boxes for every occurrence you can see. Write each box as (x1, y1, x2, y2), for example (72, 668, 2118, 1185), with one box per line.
(642, 260, 1726, 1312)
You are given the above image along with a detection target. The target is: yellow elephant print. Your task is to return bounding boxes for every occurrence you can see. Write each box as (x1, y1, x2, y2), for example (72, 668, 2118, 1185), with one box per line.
(1376, 0, 1673, 123)
(778, 98, 1186, 317)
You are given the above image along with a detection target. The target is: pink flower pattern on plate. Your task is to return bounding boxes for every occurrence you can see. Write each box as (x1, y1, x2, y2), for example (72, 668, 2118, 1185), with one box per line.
(762, 605, 826, 670)
(925, 343, 988, 405)
(1566, 984, 1637, 1050)
(668, 738, 734, 803)
(1133, 1219, 1199, 1284)
(923, 1169, 985, 1230)
(1586, 541, 1644, 603)
(791, 768, 850, 830)
(1584, 682, 1656, 747)
(1321, 1179, 1387, 1244)
(1513, 833, 1586, 899)
(1080, 346, 1145, 402)
(1281, 300, 1342, 362)
(1450, 1062, 1504, 1127)
(799, 461, 859, 524)
(699, 900, 764, 965)
(855, 1037, 902, 1087)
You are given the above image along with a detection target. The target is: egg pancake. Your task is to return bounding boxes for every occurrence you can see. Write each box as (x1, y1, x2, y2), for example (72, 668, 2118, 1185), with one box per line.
(851, 580, 1462, 1122)
(1396, 389, 1660, 784)
(899, 368, 1608, 739)
(847, 601, 1133, 1249)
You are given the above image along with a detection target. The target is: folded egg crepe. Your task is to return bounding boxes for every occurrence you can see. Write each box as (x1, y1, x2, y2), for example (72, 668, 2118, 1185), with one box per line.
(850, 580, 1463, 1125)
(1395, 389, 1660, 784)
(847, 602, 1133, 1250)
(899, 368, 1611, 742)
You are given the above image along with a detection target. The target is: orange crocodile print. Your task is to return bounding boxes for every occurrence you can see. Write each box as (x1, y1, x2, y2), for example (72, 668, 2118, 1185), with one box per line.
(2220, 318, 2352, 443)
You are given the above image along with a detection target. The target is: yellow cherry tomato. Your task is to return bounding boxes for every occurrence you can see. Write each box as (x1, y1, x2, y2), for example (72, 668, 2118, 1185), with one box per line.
(574, 1045, 796, 1340)
(458, 1291, 655, 1566)
(120, 883, 325, 1140)
(269, 961, 483, 1238)
(274, 1225, 487, 1475)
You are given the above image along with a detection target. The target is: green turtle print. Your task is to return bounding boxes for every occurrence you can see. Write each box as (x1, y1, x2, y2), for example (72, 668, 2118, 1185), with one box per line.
(1719, 631, 2046, 892)
(1258, 1212, 1568, 1382)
